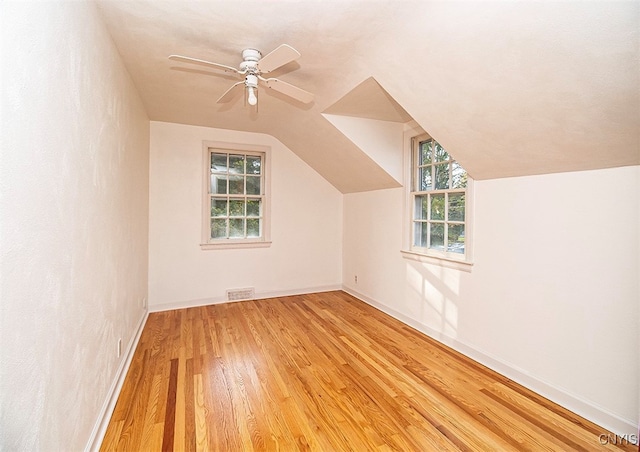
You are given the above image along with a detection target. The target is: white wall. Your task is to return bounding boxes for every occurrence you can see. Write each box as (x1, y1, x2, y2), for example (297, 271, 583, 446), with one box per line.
(0, 2, 149, 450)
(343, 166, 639, 434)
(148, 122, 342, 309)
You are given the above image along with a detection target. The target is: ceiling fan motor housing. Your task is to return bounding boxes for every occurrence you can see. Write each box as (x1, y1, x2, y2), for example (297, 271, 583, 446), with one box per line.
(240, 49, 262, 74)
(242, 48, 261, 62)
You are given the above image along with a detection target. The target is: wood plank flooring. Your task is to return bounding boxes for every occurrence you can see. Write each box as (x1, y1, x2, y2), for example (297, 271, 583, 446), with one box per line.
(101, 291, 636, 451)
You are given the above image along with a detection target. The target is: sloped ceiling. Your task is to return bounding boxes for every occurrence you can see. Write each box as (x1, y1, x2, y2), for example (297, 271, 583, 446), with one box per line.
(95, 0, 639, 192)
(323, 77, 412, 123)
(323, 77, 412, 184)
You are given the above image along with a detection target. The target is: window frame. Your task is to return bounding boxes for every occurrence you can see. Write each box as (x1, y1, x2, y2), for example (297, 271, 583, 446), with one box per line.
(401, 126, 474, 271)
(200, 141, 271, 250)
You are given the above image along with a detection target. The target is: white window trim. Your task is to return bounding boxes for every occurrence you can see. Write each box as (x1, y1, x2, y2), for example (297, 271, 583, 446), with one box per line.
(200, 140, 272, 250)
(401, 122, 474, 272)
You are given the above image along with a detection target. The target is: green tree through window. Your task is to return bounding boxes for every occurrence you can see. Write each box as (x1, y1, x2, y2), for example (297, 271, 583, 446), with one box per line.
(412, 137, 468, 256)
(209, 151, 264, 240)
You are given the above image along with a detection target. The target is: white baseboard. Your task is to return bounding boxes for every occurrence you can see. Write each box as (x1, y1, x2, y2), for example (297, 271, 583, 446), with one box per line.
(84, 310, 149, 452)
(149, 284, 343, 313)
(342, 285, 638, 437)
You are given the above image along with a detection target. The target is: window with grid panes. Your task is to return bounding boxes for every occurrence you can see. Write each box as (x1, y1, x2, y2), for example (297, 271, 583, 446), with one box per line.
(411, 136, 468, 257)
(205, 147, 268, 246)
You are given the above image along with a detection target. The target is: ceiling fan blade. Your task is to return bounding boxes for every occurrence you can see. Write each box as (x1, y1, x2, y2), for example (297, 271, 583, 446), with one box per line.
(262, 78, 314, 104)
(216, 81, 244, 103)
(257, 44, 300, 73)
(169, 55, 239, 74)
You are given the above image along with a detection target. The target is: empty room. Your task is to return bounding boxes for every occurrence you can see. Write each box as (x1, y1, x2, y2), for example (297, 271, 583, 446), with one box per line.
(1, 0, 638, 451)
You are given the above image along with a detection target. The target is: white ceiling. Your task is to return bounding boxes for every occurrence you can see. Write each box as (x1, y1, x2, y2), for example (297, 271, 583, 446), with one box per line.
(96, 0, 639, 193)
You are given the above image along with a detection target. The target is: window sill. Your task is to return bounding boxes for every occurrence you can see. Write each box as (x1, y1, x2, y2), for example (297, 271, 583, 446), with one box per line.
(200, 240, 272, 250)
(400, 250, 474, 272)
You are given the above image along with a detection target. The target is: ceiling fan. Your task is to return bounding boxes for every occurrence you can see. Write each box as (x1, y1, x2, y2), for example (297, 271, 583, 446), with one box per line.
(169, 44, 314, 108)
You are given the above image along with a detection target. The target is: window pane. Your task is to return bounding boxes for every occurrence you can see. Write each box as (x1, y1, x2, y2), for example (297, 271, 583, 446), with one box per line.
(430, 194, 445, 220)
(228, 175, 244, 194)
(206, 150, 267, 244)
(451, 161, 467, 189)
(410, 138, 468, 257)
(229, 219, 245, 238)
(247, 218, 260, 237)
(229, 155, 245, 174)
(414, 195, 428, 220)
(429, 223, 445, 250)
(420, 140, 432, 165)
(211, 153, 227, 172)
(434, 163, 449, 189)
(210, 175, 227, 194)
(448, 224, 465, 254)
(448, 193, 465, 221)
(419, 167, 432, 191)
(211, 198, 227, 217)
(434, 142, 449, 162)
(211, 219, 227, 239)
(246, 156, 261, 174)
(414, 221, 428, 247)
(229, 199, 244, 216)
(246, 198, 261, 217)
(246, 176, 261, 195)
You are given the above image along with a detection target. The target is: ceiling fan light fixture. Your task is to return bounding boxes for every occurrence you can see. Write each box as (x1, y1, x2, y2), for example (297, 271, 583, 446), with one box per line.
(245, 74, 259, 106)
(247, 86, 258, 106)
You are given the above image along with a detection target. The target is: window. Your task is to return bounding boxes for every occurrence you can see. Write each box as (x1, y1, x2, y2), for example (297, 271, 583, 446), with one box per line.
(405, 134, 472, 266)
(201, 142, 271, 249)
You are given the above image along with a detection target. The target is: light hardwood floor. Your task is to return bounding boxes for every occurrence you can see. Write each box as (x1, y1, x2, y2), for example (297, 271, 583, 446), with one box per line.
(101, 291, 636, 451)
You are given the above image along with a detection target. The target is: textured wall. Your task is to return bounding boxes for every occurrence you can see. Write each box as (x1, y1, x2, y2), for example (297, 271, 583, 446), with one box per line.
(342, 166, 639, 434)
(148, 122, 343, 308)
(0, 2, 149, 450)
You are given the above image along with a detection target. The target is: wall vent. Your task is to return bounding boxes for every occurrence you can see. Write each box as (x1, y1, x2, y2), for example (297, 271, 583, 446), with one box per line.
(226, 287, 255, 301)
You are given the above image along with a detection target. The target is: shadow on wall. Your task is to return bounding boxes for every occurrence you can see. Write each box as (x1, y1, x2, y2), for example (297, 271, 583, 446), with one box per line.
(405, 261, 461, 339)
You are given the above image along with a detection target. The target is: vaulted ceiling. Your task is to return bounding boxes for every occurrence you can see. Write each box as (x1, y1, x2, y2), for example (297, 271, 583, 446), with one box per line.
(96, 0, 639, 193)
